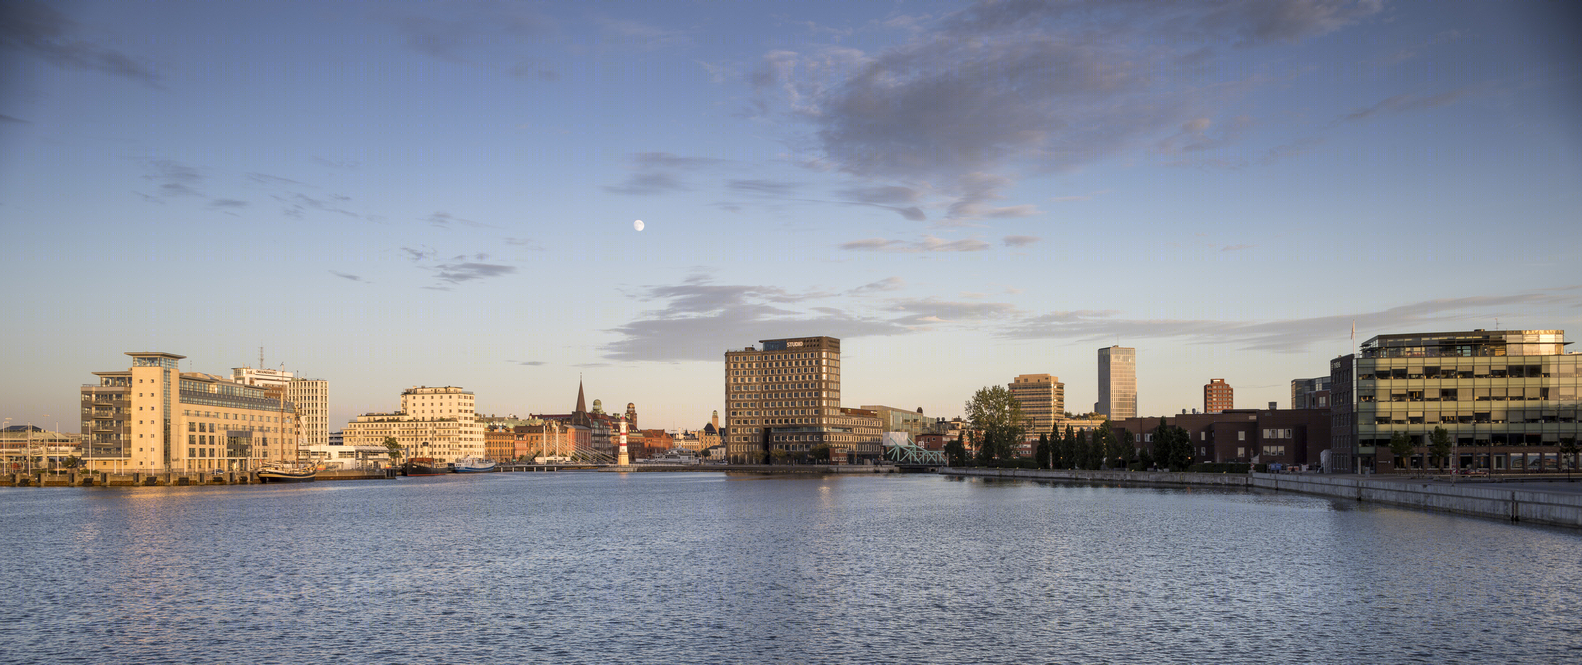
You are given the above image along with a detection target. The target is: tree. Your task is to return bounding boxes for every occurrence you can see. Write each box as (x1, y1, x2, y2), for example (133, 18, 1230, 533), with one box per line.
(944, 438, 968, 467)
(1061, 426, 1077, 470)
(1151, 419, 1172, 470)
(62, 456, 81, 469)
(1388, 431, 1415, 472)
(770, 449, 789, 465)
(1089, 426, 1111, 469)
(1113, 430, 1136, 469)
(965, 386, 1026, 463)
(1150, 419, 1192, 471)
(1035, 433, 1051, 469)
(382, 436, 403, 465)
(1559, 437, 1578, 481)
(811, 444, 832, 463)
(1428, 426, 1452, 471)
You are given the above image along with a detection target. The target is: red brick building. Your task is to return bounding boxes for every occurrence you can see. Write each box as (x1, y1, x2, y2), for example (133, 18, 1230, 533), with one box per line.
(1111, 407, 1331, 468)
(1204, 379, 1234, 414)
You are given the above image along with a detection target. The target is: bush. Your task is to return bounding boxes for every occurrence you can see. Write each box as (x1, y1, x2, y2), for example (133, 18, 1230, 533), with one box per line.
(1127, 462, 1146, 471)
(1254, 463, 1269, 473)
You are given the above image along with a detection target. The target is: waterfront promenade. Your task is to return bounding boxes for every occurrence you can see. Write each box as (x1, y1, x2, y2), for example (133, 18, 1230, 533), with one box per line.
(944, 467, 1582, 529)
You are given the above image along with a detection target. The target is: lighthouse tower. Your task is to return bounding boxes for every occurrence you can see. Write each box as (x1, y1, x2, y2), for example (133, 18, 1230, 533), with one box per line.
(617, 416, 630, 467)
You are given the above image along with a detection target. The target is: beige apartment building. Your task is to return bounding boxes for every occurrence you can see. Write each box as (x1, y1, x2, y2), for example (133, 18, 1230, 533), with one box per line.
(1008, 374, 1065, 434)
(725, 336, 846, 464)
(343, 386, 484, 463)
(80, 352, 299, 472)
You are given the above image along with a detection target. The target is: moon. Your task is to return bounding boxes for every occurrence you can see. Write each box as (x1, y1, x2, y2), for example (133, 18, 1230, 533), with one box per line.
(633, 219, 645, 232)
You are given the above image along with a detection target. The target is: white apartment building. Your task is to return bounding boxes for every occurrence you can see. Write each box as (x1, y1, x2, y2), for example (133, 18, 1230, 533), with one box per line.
(233, 367, 330, 449)
(343, 386, 483, 463)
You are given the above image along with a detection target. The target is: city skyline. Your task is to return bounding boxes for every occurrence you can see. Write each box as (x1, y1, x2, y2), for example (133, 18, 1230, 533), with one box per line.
(3, 1, 1580, 432)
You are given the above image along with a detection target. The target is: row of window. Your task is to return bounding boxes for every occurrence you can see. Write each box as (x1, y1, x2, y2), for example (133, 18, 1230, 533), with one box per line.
(1361, 388, 1577, 402)
(1359, 364, 1578, 379)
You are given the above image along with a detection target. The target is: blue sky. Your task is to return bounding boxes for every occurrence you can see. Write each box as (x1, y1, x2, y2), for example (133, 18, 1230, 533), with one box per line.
(3, 0, 1579, 432)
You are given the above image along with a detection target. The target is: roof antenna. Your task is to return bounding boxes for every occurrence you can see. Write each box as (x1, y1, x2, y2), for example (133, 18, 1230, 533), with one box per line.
(259, 346, 264, 369)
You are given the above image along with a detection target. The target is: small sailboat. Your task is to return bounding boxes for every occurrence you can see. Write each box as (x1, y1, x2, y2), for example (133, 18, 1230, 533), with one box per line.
(259, 400, 316, 483)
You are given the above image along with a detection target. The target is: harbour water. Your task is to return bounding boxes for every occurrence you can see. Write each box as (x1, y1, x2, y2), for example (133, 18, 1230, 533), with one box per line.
(2, 473, 1580, 663)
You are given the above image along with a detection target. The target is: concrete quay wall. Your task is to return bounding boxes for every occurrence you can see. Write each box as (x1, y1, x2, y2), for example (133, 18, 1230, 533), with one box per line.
(601, 464, 898, 474)
(944, 467, 1251, 487)
(1247, 473, 1582, 528)
(941, 468, 1582, 529)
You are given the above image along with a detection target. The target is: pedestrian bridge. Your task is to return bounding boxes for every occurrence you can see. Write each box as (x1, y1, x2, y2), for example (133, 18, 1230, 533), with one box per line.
(884, 439, 947, 466)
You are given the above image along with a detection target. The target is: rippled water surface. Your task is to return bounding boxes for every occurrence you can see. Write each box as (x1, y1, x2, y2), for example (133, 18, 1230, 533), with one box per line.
(3, 473, 1581, 664)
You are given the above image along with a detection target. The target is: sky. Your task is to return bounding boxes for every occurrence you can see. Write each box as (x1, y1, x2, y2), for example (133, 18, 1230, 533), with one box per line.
(2, 0, 1580, 434)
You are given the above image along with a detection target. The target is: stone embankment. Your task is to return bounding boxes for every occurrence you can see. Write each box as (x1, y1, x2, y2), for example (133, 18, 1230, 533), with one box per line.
(942, 468, 1582, 529)
(600, 464, 898, 474)
(1, 468, 390, 487)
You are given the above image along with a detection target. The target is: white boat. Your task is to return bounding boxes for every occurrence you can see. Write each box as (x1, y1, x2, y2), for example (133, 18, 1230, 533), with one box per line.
(452, 457, 496, 473)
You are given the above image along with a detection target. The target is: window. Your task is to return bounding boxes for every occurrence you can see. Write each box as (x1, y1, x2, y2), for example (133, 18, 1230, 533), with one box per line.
(1238, 431, 1245, 441)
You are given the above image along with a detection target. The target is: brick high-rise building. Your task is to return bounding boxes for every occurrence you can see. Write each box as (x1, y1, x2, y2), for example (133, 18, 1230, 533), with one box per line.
(724, 336, 845, 464)
(1204, 379, 1233, 414)
(1097, 346, 1137, 420)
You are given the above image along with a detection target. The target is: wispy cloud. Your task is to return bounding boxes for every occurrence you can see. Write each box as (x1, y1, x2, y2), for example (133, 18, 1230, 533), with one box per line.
(425, 211, 496, 229)
(1052, 189, 1113, 203)
(328, 270, 365, 282)
(602, 275, 908, 362)
(503, 237, 545, 250)
(1341, 88, 1472, 124)
(0, 1, 160, 85)
(1221, 244, 1254, 252)
(851, 276, 905, 294)
(246, 173, 306, 187)
(605, 152, 728, 196)
(312, 156, 360, 170)
(840, 235, 991, 252)
(886, 297, 1019, 326)
(142, 160, 203, 198)
(434, 262, 517, 284)
(1003, 235, 1040, 247)
(509, 360, 547, 366)
(275, 192, 359, 219)
(999, 290, 1582, 353)
(400, 246, 436, 262)
(388, 1, 555, 63)
(594, 16, 691, 50)
(749, 0, 1382, 220)
(728, 179, 802, 196)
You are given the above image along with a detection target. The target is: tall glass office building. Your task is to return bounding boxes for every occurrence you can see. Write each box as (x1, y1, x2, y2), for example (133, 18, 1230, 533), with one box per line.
(1345, 330, 1580, 472)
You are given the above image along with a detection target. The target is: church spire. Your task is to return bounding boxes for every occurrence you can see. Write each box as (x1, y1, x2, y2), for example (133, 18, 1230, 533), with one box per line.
(575, 377, 587, 414)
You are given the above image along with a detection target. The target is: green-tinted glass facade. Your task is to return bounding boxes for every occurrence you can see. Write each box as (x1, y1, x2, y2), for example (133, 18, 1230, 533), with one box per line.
(1353, 330, 1580, 472)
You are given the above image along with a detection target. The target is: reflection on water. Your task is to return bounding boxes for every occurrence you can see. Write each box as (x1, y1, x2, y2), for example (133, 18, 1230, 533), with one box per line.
(1, 473, 1580, 664)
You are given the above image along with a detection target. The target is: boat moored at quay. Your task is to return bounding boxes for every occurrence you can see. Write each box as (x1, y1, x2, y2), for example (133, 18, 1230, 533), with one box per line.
(452, 457, 497, 473)
(402, 457, 448, 476)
